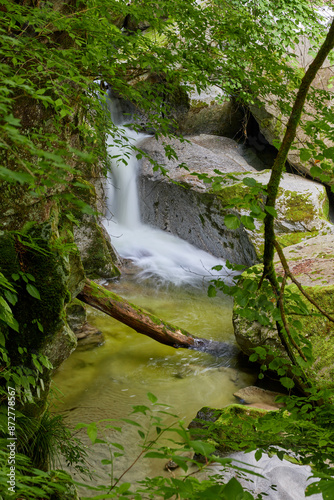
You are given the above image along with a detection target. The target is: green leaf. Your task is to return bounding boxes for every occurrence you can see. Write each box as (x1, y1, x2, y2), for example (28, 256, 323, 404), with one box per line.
(111, 442, 124, 450)
(240, 215, 255, 230)
(264, 206, 278, 217)
(147, 392, 158, 404)
(310, 165, 325, 177)
(121, 418, 142, 427)
(243, 177, 257, 187)
(190, 440, 216, 457)
(131, 405, 150, 415)
(323, 147, 334, 159)
(0, 167, 34, 185)
(224, 214, 240, 230)
(280, 377, 295, 389)
(144, 451, 167, 459)
(207, 284, 217, 297)
(117, 483, 131, 494)
(300, 149, 312, 162)
(87, 422, 98, 444)
(26, 283, 41, 300)
(4, 290, 17, 306)
(222, 477, 244, 499)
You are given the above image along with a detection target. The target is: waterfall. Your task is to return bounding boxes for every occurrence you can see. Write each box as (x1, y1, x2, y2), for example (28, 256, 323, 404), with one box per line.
(103, 101, 235, 287)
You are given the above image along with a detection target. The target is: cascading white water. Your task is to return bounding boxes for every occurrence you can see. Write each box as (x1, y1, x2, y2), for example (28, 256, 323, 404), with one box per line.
(103, 100, 235, 286)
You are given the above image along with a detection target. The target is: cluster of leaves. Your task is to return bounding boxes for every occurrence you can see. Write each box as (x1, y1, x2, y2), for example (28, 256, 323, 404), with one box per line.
(73, 393, 264, 500)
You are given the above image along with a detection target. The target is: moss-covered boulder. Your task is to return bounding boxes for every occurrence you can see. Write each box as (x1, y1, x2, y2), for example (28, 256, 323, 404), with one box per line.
(233, 234, 334, 391)
(71, 178, 121, 279)
(189, 404, 276, 455)
(139, 135, 331, 265)
(0, 214, 82, 416)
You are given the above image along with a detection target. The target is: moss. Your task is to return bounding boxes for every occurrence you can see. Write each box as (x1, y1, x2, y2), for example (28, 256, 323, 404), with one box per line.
(316, 252, 334, 259)
(283, 190, 315, 223)
(189, 404, 276, 455)
(80, 221, 120, 279)
(233, 268, 334, 391)
(276, 231, 319, 249)
(0, 223, 70, 358)
(213, 181, 247, 207)
(189, 100, 210, 114)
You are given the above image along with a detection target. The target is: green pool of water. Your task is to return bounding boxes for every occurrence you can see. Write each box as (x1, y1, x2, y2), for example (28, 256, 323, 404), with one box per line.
(51, 278, 256, 494)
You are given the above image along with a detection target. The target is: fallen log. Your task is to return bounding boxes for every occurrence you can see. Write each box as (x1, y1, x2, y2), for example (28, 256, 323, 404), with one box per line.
(77, 279, 198, 348)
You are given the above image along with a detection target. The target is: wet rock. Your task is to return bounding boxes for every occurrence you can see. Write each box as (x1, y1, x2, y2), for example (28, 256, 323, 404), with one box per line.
(66, 299, 87, 331)
(179, 86, 243, 138)
(233, 386, 285, 409)
(164, 459, 179, 471)
(201, 450, 322, 500)
(74, 322, 105, 350)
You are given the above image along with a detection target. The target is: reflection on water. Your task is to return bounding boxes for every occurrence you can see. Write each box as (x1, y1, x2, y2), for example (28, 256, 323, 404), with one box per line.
(52, 278, 256, 494)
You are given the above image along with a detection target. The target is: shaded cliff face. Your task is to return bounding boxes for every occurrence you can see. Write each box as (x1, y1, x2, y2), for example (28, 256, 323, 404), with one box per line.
(0, 0, 121, 416)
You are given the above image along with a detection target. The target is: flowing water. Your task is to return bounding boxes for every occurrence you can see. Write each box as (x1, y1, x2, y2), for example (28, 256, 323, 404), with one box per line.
(51, 101, 257, 494)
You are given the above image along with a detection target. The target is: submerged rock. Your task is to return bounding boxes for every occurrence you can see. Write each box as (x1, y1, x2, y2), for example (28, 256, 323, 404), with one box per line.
(66, 299, 104, 350)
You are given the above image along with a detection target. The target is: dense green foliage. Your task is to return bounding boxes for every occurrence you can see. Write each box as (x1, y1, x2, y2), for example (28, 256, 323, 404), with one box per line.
(1, 0, 334, 498)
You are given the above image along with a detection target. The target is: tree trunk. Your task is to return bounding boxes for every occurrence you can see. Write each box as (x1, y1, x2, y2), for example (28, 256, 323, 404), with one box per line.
(77, 279, 199, 348)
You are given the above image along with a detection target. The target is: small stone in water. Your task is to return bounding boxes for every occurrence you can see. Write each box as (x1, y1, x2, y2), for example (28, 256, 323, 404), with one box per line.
(165, 459, 179, 471)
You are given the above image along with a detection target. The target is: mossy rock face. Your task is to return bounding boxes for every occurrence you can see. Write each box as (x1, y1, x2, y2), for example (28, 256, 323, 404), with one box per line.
(233, 252, 334, 391)
(0, 224, 73, 356)
(66, 298, 87, 331)
(73, 215, 121, 279)
(71, 178, 121, 279)
(189, 404, 276, 455)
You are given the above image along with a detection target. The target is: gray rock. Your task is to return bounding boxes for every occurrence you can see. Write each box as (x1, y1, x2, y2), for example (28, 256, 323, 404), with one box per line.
(139, 135, 331, 264)
(179, 85, 243, 137)
(233, 386, 285, 408)
(249, 36, 334, 186)
(206, 450, 322, 500)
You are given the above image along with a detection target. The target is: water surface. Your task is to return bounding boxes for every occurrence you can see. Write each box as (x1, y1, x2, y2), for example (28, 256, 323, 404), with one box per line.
(52, 277, 256, 494)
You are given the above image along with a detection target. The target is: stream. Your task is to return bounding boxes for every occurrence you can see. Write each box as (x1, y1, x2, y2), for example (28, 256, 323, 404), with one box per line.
(51, 100, 258, 494)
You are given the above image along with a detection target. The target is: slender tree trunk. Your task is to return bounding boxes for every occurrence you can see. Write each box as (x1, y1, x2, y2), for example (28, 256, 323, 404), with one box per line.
(261, 19, 334, 387)
(78, 279, 200, 348)
(263, 19, 334, 285)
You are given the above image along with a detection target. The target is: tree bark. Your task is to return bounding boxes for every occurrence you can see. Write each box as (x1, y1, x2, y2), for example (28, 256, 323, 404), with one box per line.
(263, 18, 334, 285)
(77, 279, 199, 348)
(260, 19, 334, 394)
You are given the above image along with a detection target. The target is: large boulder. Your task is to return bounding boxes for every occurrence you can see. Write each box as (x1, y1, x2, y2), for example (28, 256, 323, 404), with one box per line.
(178, 85, 243, 138)
(233, 234, 334, 391)
(249, 36, 334, 186)
(139, 135, 331, 265)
